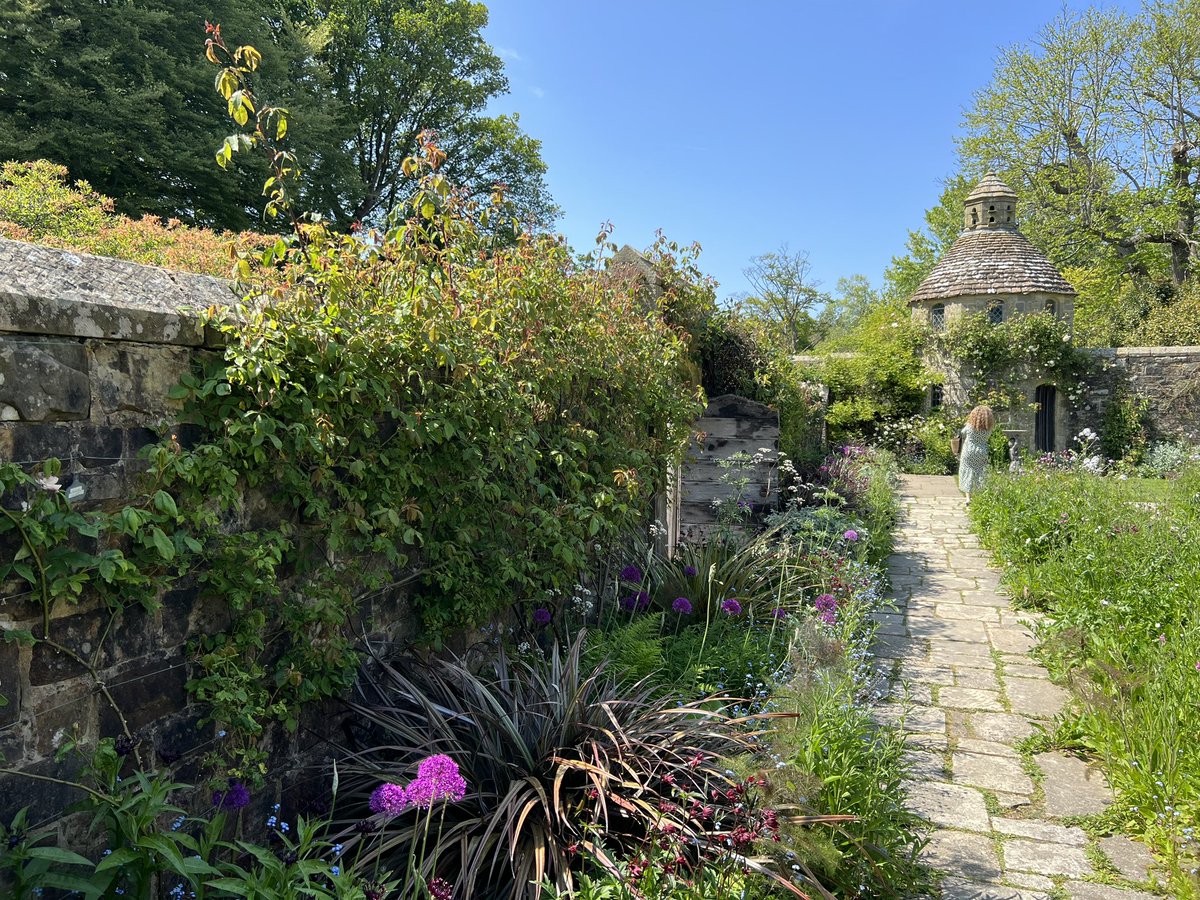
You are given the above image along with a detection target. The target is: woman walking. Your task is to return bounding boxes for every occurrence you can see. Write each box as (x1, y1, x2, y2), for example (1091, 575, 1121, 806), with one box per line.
(958, 405, 995, 503)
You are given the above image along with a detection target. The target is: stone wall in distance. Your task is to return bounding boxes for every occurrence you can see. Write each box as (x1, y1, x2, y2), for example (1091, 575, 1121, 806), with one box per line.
(1075, 346, 1200, 444)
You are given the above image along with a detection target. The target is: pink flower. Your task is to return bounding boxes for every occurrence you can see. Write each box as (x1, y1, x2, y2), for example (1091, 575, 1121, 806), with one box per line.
(369, 782, 408, 816)
(843, 529, 859, 542)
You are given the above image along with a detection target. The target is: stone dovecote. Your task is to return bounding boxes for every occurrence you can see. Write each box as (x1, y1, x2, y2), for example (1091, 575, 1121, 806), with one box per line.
(910, 174, 1076, 310)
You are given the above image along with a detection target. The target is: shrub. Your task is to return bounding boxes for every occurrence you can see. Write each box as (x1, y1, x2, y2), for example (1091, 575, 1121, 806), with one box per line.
(1133, 280, 1200, 347)
(699, 312, 768, 399)
(811, 297, 929, 444)
(0, 160, 265, 276)
(1139, 440, 1199, 477)
(1100, 388, 1150, 462)
(339, 637, 790, 899)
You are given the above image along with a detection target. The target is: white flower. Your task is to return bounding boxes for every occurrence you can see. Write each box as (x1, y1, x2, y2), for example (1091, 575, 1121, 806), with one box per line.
(34, 474, 61, 493)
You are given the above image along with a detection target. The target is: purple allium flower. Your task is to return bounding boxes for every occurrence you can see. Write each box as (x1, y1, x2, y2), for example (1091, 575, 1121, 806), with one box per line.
(427, 877, 453, 900)
(533, 607, 552, 627)
(672, 597, 693, 615)
(814, 593, 838, 625)
(619, 565, 643, 583)
(623, 591, 650, 611)
(814, 593, 837, 612)
(402, 755, 467, 809)
(369, 783, 408, 816)
(720, 598, 742, 616)
(683, 564, 698, 577)
(843, 529, 859, 542)
(770, 607, 787, 620)
(213, 779, 250, 811)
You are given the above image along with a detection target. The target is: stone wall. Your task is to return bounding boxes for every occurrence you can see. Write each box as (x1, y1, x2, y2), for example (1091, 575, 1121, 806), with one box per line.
(1075, 346, 1200, 443)
(0, 239, 412, 827)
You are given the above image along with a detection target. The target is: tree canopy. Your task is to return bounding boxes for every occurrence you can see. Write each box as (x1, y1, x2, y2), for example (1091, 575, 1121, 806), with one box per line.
(959, 1, 1200, 287)
(0, 0, 555, 231)
(733, 245, 827, 352)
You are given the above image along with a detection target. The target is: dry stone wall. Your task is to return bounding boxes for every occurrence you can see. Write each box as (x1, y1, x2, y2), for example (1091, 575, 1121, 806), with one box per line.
(1075, 346, 1200, 443)
(0, 239, 412, 826)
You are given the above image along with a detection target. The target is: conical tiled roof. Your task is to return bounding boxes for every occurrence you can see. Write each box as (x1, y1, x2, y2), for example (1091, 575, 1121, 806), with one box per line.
(909, 175, 1076, 304)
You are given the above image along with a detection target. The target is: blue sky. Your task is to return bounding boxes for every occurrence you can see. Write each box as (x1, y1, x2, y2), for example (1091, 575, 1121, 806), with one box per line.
(483, 1, 1138, 303)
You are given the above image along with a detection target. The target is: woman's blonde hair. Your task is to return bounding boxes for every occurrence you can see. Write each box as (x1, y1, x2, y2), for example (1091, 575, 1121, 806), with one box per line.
(967, 405, 996, 431)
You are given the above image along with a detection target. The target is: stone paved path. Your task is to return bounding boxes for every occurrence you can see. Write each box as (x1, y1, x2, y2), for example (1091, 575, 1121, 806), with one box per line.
(874, 476, 1161, 900)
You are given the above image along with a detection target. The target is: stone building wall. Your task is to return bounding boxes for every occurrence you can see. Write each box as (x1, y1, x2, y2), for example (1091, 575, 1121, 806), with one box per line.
(0, 239, 413, 826)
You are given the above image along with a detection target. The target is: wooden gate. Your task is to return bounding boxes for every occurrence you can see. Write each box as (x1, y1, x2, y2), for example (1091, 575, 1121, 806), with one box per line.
(676, 395, 780, 544)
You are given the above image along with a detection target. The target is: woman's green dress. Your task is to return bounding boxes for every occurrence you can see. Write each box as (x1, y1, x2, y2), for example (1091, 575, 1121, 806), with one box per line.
(958, 423, 992, 494)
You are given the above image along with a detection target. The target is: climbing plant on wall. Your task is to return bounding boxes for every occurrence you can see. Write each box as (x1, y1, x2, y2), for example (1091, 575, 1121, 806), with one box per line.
(933, 310, 1090, 411)
(0, 31, 704, 780)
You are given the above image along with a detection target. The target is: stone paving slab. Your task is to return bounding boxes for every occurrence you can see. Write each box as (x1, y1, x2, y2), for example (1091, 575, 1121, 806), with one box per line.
(878, 476, 1160, 897)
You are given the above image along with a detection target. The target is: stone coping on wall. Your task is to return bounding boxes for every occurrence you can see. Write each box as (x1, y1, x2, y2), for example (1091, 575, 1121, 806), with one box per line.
(1085, 345, 1200, 358)
(0, 238, 236, 347)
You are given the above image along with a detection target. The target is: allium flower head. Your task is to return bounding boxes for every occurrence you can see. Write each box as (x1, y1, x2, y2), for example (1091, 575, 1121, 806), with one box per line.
(814, 593, 838, 625)
(427, 878, 453, 900)
(404, 754, 467, 808)
(770, 607, 787, 620)
(720, 598, 742, 616)
(213, 779, 250, 811)
(533, 607, 552, 627)
(672, 597, 693, 615)
(369, 782, 408, 816)
(621, 591, 651, 611)
(619, 565, 643, 583)
(843, 529, 859, 542)
(683, 564, 698, 577)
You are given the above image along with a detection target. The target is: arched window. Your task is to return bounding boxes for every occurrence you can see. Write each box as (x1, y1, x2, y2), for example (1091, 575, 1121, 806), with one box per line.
(1045, 297, 1057, 317)
(988, 299, 1004, 325)
(930, 383, 944, 410)
(930, 303, 945, 331)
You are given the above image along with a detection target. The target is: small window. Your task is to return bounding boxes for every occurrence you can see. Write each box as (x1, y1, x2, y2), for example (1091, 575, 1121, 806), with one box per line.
(1045, 298, 1057, 317)
(930, 303, 945, 331)
(930, 384, 944, 410)
(988, 300, 1004, 325)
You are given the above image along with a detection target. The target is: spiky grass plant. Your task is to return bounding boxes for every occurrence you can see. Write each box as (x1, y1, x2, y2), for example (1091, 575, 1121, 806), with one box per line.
(334, 635, 820, 899)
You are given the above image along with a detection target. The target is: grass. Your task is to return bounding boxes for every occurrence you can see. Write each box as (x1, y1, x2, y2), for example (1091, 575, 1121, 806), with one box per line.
(969, 464, 1200, 898)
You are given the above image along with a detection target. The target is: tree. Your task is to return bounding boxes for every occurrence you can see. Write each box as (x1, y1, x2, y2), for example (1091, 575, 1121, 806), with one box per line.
(733, 245, 826, 352)
(817, 274, 884, 346)
(959, 1, 1200, 286)
(290, 0, 556, 228)
(0, 0, 555, 232)
(0, 0, 331, 231)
